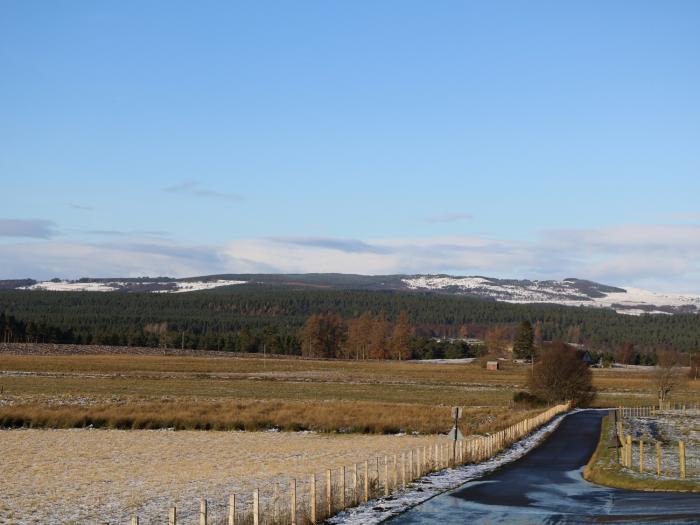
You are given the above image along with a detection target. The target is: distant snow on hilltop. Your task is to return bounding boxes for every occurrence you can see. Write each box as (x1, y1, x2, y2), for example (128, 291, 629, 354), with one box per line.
(20, 281, 121, 292)
(9, 273, 700, 315)
(20, 279, 245, 293)
(402, 275, 700, 315)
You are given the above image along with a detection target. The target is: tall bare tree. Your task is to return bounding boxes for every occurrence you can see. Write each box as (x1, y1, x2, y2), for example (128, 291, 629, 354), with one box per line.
(368, 313, 389, 359)
(342, 312, 373, 360)
(617, 342, 635, 365)
(654, 349, 684, 402)
(533, 321, 543, 349)
(484, 326, 510, 358)
(299, 312, 344, 358)
(390, 311, 413, 360)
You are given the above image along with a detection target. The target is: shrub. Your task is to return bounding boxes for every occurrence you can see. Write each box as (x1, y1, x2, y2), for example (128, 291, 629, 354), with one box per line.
(512, 391, 545, 408)
(527, 342, 596, 407)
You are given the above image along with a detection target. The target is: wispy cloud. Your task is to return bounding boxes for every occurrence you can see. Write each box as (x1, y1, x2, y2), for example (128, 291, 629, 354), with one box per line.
(661, 212, 700, 222)
(422, 212, 474, 224)
(0, 239, 232, 280)
(66, 203, 93, 211)
(163, 179, 242, 202)
(0, 218, 57, 239)
(86, 230, 170, 238)
(267, 236, 391, 254)
(4, 223, 700, 293)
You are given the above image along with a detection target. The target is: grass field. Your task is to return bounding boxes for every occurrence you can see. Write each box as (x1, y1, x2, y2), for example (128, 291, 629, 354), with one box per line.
(1, 351, 699, 433)
(0, 428, 441, 524)
(2, 347, 699, 523)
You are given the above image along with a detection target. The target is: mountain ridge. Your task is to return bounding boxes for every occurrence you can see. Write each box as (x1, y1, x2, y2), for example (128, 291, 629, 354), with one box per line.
(2, 273, 700, 315)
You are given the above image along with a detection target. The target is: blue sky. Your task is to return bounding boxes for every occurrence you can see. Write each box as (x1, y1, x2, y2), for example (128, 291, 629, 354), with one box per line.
(1, 1, 700, 291)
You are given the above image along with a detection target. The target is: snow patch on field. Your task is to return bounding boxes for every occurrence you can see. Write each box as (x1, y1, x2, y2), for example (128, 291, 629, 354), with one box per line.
(329, 412, 569, 525)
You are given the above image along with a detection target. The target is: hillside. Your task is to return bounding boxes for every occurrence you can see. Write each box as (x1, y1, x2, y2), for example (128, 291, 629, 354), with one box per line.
(2, 283, 700, 351)
(4, 273, 700, 315)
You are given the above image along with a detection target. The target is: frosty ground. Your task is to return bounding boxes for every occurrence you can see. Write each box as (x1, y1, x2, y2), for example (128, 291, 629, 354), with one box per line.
(328, 413, 568, 525)
(0, 429, 438, 524)
(623, 408, 700, 480)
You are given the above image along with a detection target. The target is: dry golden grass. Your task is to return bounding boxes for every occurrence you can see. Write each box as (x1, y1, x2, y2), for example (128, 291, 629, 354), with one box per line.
(0, 353, 526, 385)
(0, 428, 440, 524)
(2, 353, 699, 432)
(0, 399, 542, 435)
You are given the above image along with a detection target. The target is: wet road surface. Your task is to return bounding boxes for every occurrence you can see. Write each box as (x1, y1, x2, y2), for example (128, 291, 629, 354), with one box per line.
(388, 411, 700, 524)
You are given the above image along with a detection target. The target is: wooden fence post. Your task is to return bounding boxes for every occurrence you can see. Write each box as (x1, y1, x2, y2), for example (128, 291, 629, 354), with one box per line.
(131, 517, 139, 525)
(656, 442, 662, 477)
(639, 441, 644, 473)
(626, 435, 632, 467)
(401, 453, 406, 489)
(228, 494, 236, 525)
(168, 507, 176, 525)
(393, 454, 398, 490)
(364, 460, 370, 502)
(253, 489, 259, 525)
(679, 441, 686, 479)
(340, 466, 346, 510)
(290, 480, 296, 525)
(352, 463, 358, 505)
(199, 498, 207, 525)
(376, 457, 380, 493)
(326, 469, 332, 517)
(310, 474, 317, 524)
(384, 455, 390, 496)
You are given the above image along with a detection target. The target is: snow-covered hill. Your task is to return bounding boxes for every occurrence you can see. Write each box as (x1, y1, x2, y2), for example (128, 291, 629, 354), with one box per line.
(5, 273, 700, 315)
(402, 276, 700, 315)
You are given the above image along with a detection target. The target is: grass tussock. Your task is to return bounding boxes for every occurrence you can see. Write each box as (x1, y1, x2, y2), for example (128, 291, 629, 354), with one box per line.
(0, 399, 542, 435)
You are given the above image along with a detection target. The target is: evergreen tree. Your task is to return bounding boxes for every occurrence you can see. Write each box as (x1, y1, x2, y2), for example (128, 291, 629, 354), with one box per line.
(513, 320, 534, 359)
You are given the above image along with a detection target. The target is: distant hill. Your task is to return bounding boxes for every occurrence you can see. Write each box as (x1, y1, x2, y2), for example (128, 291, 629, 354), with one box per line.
(2, 273, 700, 315)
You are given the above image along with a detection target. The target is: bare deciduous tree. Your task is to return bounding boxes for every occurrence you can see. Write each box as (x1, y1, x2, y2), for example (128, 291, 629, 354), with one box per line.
(390, 311, 413, 360)
(654, 349, 684, 402)
(484, 326, 510, 358)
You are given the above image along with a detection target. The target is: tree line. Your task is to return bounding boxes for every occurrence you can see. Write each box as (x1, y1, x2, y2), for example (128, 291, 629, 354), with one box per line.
(300, 311, 414, 359)
(1, 285, 700, 353)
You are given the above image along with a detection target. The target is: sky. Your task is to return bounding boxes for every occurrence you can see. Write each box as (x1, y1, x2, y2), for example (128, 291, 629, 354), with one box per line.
(1, 1, 700, 292)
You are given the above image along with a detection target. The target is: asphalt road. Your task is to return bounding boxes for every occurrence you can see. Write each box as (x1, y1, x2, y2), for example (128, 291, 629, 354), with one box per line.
(388, 410, 700, 524)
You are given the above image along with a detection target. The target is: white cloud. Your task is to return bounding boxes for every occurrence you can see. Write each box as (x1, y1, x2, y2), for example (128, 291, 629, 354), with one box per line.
(0, 240, 230, 279)
(422, 212, 474, 224)
(2, 223, 700, 293)
(163, 179, 242, 202)
(0, 218, 57, 239)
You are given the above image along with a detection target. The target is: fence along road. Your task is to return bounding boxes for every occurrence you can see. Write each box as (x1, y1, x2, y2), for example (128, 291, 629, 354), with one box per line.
(388, 410, 700, 525)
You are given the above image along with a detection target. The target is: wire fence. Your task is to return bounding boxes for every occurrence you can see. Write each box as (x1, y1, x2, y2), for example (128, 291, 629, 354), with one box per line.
(117, 402, 571, 525)
(615, 402, 700, 480)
